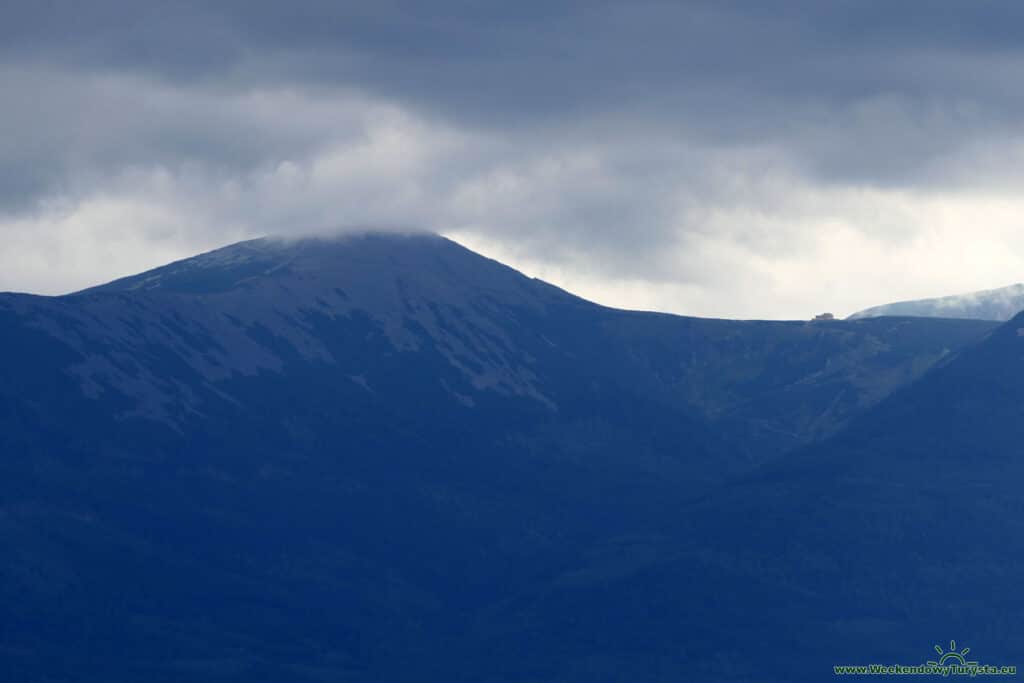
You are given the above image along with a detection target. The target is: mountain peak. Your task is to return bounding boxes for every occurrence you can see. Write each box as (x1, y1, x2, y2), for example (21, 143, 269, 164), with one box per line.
(74, 230, 571, 315)
(37, 231, 578, 419)
(848, 281, 1024, 321)
(78, 232, 468, 296)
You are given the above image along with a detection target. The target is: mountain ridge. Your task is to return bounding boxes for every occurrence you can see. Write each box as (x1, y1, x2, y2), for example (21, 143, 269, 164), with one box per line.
(1, 232, 996, 452)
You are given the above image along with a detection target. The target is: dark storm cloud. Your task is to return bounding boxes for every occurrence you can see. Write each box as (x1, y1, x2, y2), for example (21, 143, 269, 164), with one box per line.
(7, 1, 1024, 114)
(4, 0, 1024, 189)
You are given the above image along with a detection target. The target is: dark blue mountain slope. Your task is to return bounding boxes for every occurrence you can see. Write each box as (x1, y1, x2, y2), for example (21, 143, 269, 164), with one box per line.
(512, 311, 1024, 681)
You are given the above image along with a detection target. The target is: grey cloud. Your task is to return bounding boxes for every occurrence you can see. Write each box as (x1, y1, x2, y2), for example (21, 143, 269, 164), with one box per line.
(4, 1, 1024, 317)
(0, 67, 375, 212)
(4, 1, 1024, 194)
(8, 2, 1024, 115)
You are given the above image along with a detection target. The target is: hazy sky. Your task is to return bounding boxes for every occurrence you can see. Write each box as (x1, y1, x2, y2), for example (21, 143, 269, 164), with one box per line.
(4, 1, 1024, 318)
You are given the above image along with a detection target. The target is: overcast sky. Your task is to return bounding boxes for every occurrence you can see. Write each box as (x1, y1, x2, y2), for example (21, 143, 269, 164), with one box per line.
(4, 1, 1024, 318)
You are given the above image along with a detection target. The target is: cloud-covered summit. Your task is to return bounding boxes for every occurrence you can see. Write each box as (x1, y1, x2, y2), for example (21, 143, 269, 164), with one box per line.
(849, 282, 1024, 321)
(4, 1, 1024, 318)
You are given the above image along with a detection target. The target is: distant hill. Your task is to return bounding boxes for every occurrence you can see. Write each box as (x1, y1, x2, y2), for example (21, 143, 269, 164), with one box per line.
(848, 282, 1024, 321)
(0, 233, 1002, 682)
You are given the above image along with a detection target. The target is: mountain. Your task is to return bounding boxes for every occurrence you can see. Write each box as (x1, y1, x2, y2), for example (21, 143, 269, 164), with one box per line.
(848, 281, 1024, 321)
(421, 309, 1024, 682)
(3, 234, 994, 461)
(581, 306, 1024, 680)
(0, 233, 1002, 682)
